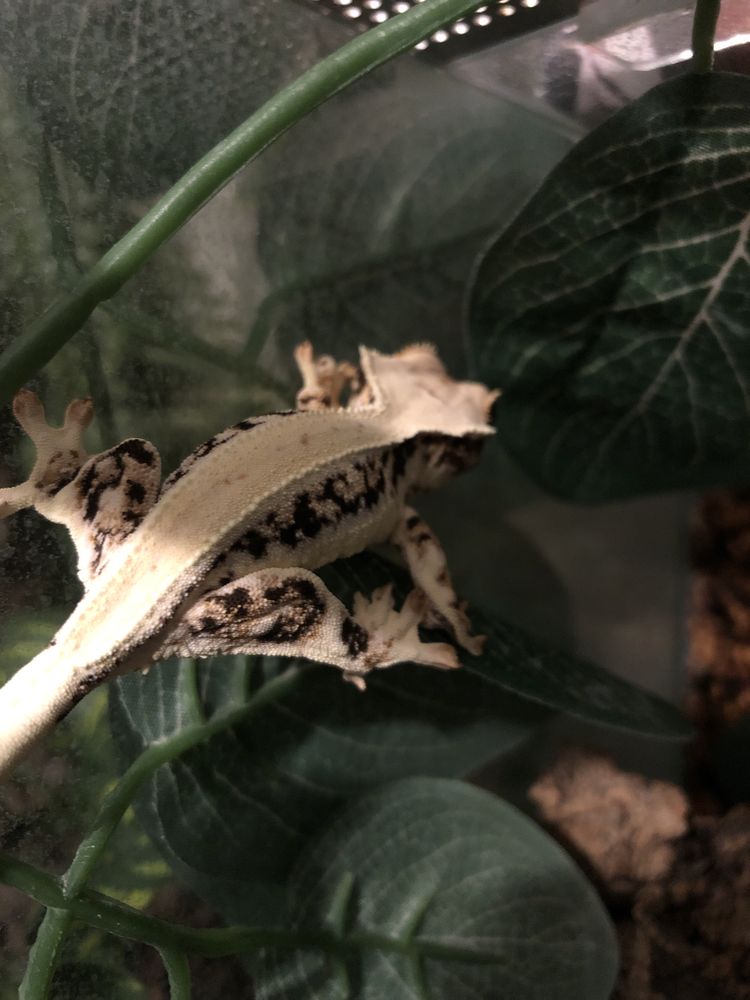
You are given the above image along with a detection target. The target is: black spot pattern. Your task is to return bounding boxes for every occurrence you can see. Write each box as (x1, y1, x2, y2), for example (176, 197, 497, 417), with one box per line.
(126, 479, 146, 504)
(212, 586, 250, 616)
(189, 577, 326, 645)
(255, 578, 326, 643)
(391, 439, 416, 484)
(234, 530, 268, 559)
(202, 440, 426, 578)
(118, 438, 157, 466)
(47, 467, 79, 496)
(74, 438, 159, 577)
(78, 440, 156, 525)
(341, 617, 369, 657)
(269, 449, 400, 552)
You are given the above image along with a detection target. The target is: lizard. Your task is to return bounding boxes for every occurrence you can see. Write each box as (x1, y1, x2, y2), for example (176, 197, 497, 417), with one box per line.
(0, 342, 498, 778)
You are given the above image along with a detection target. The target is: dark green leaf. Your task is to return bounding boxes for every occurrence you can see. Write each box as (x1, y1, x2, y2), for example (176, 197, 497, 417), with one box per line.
(470, 72, 750, 500)
(110, 605, 545, 923)
(111, 546, 686, 921)
(467, 604, 689, 740)
(255, 778, 618, 1000)
(252, 66, 573, 371)
(0, 0, 344, 197)
(334, 554, 688, 739)
(0, 607, 69, 681)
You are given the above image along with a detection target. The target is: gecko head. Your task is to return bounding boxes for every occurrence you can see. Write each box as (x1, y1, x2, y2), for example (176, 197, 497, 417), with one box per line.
(359, 343, 499, 493)
(359, 343, 499, 437)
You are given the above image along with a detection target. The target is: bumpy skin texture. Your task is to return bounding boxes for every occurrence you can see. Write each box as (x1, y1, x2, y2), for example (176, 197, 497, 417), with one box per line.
(0, 343, 497, 776)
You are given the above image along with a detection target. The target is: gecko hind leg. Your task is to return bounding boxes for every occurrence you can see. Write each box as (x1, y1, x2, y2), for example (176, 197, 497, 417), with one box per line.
(0, 389, 93, 519)
(392, 505, 486, 656)
(157, 568, 459, 689)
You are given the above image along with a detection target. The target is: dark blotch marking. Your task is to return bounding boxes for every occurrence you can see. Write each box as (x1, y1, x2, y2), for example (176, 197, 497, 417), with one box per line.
(211, 586, 251, 618)
(48, 468, 78, 496)
(255, 577, 325, 643)
(264, 582, 288, 603)
(126, 479, 146, 504)
(406, 515, 421, 530)
(391, 439, 416, 485)
(234, 529, 268, 559)
(78, 462, 101, 521)
(278, 522, 299, 548)
(78, 439, 157, 523)
(270, 450, 395, 551)
(293, 491, 329, 540)
(81, 454, 124, 522)
(118, 439, 156, 466)
(341, 617, 369, 658)
(360, 460, 386, 510)
(320, 474, 362, 518)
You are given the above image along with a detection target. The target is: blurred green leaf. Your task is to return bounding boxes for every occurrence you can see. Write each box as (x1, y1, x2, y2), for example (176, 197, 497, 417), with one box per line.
(0, 0, 344, 197)
(470, 73, 750, 500)
(255, 778, 618, 1000)
(110, 563, 548, 923)
(0, 607, 69, 680)
(340, 554, 686, 739)
(111, 546, 686, 926)
(254, 66, 573, 371)
(468, 604, 689, 740)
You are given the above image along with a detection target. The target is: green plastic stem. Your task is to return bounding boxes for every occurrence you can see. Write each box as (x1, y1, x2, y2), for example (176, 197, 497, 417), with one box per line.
(18, 666, 300, 999)
(0, 0, 485, 404)
(692, 0, 722, 73)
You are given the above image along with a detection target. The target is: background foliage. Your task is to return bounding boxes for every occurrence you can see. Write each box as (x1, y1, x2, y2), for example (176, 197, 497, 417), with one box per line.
(0, 2, 730, 998)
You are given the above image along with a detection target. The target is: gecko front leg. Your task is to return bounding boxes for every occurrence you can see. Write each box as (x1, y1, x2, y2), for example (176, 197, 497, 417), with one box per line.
(157, 568, 459, 688)
(392, 505, 485, 656)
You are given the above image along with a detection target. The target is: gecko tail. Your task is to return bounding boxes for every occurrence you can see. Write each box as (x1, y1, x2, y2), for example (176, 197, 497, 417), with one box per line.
(0, 646, 83, 780)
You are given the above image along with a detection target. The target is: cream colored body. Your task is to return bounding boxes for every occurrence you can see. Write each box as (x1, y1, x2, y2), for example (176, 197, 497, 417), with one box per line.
(0, 345, 497, 777)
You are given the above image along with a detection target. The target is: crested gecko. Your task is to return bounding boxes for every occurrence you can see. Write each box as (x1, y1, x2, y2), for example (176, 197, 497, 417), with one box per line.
(0, 343, 497, 778)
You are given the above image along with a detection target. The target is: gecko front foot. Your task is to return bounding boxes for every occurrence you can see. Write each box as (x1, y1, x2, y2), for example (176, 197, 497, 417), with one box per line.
(293, 341, 363, 411)
(0, 390, 93, 518)
(346, 585, 459, 688)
